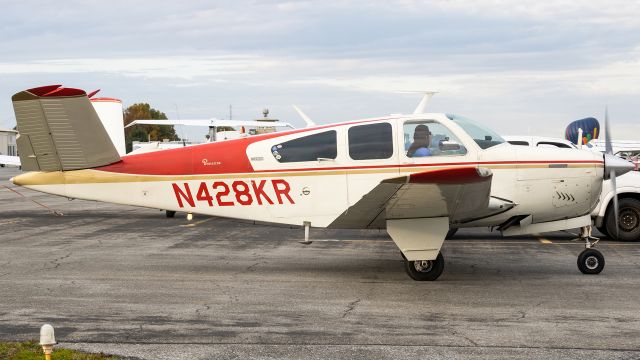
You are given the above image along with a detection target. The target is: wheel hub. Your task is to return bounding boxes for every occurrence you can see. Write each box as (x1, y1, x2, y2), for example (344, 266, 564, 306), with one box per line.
(585, 255, 599, 270)
(414, 260, 434, 273)
(618, 208, 639, 232)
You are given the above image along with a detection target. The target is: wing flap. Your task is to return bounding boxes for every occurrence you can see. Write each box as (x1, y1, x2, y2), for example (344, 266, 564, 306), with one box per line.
(329, 166, 498, 229)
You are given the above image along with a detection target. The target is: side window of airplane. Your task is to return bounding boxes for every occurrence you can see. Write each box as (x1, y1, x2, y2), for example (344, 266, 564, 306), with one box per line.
(271, 130, 337, 162)
(348, 122, 393, 160)
(403, 121, 467, 157)
(508, 141, 529, 146)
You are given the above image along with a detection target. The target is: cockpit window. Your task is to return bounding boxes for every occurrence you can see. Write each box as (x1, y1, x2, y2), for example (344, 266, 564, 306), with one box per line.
(272, 130, 337, 162)
(447, 114, 505, 149)
(403, 120, 467, 157)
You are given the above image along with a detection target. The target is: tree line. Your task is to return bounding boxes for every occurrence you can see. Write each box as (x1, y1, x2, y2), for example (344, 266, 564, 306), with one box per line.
(124, 103, 179, 153)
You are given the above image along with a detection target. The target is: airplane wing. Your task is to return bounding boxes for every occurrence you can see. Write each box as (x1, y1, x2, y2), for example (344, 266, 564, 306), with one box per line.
(125, 119, 295, 129)
(329, 166, 514, 229)
(0, 155, 21, 167)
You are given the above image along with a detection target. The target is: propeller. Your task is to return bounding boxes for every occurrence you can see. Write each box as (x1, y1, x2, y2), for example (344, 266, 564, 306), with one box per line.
(602, 107, 635, 239)
(604, 107, 619, 238)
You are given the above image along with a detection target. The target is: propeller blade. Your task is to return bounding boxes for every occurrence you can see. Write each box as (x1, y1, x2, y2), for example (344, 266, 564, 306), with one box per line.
(611, 169, 619, 239)
(604, 106, 612, 155)
(604, 107, 623, 239)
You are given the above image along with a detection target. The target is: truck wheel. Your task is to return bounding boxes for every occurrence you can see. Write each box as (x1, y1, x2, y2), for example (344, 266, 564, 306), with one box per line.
(596, 225, 609, 237)
(605, 198, 640, 242)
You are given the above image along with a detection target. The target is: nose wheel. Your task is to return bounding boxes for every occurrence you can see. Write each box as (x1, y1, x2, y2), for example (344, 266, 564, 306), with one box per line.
(577, 248, 605, 274)
(404, 252, 445, 281)
(577, 226, 605, 275)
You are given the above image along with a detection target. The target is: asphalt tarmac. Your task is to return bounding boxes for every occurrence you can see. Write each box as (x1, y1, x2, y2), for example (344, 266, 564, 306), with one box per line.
(0, 167, 639, 359)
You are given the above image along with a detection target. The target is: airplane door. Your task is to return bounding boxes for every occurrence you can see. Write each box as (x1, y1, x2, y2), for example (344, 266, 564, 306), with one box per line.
(345, 122, 400, 221)
(392, 119, 478, 219)
(398, 119, 476, 172)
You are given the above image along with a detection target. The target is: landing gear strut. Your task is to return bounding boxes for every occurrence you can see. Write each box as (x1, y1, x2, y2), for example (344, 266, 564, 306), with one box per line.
(577, 225, 605, 274)
(404, 253, 445, 281)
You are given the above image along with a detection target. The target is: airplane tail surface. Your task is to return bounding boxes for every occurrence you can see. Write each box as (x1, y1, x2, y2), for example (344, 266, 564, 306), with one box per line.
(91, 97, 126, 156)
(12, 85, 121, 172)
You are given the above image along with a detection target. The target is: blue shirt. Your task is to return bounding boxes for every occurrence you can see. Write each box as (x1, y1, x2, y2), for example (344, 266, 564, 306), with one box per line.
(412, 147, 431, 157)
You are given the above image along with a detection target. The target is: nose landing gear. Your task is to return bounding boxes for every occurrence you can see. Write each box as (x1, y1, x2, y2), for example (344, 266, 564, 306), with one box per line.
(577, 226, 605, 274)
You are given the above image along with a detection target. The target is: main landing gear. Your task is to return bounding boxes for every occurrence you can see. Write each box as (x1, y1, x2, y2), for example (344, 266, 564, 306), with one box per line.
(577, 225, 605, 275)
(404, 253, 445, 281)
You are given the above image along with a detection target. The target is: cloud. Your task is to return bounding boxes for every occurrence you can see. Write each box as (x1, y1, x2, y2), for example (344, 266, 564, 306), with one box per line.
(0, 55, 279, 80)
(1, 1, 639, 140)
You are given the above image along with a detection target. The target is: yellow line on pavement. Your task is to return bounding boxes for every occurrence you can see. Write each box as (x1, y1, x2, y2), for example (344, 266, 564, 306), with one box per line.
(539, 239, 553, 244)
(179, 218, 214, 227)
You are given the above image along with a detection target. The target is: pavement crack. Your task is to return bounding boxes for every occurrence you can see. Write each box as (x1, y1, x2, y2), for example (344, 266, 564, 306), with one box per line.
(518, 310, 526, 320)
(451, 329, 478, 346)
(195, 304, 211, 317)
(518, 301, 543, 321)
(43, 252, 72, 270)
(342, 298, 361, 318)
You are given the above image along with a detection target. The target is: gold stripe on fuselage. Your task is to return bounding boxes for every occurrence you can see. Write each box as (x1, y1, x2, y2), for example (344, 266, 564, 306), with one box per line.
(12, 163, 604, 186)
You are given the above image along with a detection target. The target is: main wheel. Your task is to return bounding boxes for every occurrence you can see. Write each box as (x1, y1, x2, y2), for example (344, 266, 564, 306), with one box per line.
(404, 253, 445, 281)
(166, 210, 176, 218)
(605, 198, 640, 242)
(577, 248, 605, 274)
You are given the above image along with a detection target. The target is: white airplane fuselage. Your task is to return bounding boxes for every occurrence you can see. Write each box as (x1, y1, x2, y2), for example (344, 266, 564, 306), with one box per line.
(12, 114, 604, 231)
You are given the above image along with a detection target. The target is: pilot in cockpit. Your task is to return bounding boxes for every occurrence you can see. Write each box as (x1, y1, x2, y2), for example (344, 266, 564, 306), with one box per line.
(407, 124, 432, 157)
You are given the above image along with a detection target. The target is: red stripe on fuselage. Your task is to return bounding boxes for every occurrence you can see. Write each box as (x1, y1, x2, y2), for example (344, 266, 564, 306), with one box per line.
(409, 167, 490, 184)
(97, 120, 379, 175)
(96, 120, 603, 176)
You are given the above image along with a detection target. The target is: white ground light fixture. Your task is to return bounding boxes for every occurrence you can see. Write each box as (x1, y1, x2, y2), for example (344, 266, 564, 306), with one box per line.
(39, 324, 56, 359)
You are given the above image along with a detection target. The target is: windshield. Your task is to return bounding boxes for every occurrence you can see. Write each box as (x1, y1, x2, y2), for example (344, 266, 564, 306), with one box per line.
(447, 114, 505, 149)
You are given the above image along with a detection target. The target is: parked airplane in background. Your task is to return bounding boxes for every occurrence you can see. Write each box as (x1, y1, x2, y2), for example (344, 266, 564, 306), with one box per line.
(9, 85, 635, 280)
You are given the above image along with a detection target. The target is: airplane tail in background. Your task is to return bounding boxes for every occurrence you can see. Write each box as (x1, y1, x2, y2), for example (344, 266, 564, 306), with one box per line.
(12, 85, 121, 172)
(90, 97, 126, 156)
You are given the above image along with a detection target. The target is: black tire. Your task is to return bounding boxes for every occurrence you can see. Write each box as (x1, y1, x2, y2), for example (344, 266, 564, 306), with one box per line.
(605, 198, 640, 242)
(577, 248, 605, 275)
(404, 253, 445, 281)
(596, 225, 609, 237)
(445, 228, 458, 239)
(166, 210, 176, 218)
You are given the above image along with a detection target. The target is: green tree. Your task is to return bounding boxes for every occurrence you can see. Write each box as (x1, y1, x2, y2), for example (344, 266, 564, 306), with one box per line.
(124, 103, 179, 152)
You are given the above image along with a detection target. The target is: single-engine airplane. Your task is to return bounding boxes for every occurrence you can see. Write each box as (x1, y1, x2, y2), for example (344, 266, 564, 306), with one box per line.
(9, 85, 635, 280)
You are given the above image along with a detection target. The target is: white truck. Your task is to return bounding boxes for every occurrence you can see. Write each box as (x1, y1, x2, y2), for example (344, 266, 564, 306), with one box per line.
(504, 136, 640, 241)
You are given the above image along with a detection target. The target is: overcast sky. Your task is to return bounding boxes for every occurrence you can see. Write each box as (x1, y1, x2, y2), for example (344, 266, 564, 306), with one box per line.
(1, 0, 639, 141)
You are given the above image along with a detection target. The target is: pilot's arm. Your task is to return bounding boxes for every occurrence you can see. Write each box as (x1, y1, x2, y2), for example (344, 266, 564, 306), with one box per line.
(412, 147, 432, 157)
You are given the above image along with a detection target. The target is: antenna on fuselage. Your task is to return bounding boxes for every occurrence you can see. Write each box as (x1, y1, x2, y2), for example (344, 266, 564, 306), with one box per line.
(292, 105, 316, 127)
(398, 91, 438, 114)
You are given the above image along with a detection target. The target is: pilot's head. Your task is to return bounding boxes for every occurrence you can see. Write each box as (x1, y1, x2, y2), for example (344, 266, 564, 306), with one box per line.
(414, 124, 432, 142)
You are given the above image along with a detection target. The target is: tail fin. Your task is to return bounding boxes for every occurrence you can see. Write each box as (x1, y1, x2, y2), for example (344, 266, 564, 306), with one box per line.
(12, 85, 121, 172)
